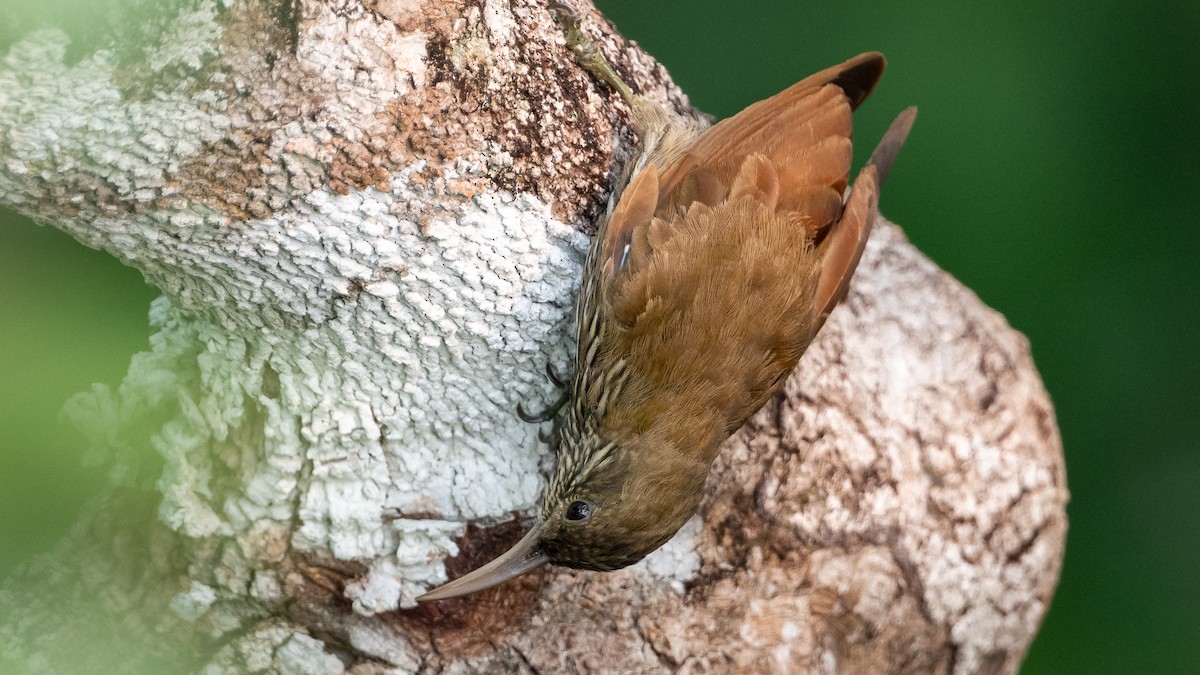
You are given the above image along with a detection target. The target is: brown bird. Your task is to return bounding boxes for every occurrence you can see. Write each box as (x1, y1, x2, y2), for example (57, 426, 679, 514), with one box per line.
(418, 3, 916, 601)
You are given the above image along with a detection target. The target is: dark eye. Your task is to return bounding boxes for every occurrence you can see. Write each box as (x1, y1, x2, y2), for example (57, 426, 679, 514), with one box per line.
(565, 500, 593, 521)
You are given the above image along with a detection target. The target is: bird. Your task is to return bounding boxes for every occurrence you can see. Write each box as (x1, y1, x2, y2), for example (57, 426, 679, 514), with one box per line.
(417, 2, 916, 601)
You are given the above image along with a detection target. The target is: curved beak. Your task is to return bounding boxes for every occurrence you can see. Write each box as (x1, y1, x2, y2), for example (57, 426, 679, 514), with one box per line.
(416, 522, 549, 602)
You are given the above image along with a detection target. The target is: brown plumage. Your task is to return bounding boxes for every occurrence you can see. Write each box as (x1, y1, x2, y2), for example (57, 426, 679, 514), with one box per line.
(417, 6, 916, 601)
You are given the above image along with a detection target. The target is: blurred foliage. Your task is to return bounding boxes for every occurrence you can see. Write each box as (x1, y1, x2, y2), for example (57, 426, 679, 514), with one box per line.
(1, 0, 1198, 672)
(0, 216, 159, 576)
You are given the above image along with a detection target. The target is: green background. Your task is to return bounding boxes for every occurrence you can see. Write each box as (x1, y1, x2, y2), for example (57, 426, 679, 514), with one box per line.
(2, 0, 1197, 672)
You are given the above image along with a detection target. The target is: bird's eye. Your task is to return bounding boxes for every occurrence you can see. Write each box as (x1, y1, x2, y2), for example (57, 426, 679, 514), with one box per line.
(565, 500, 593, 522)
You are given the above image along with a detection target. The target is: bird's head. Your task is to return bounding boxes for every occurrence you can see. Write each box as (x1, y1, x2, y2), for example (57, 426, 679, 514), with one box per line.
(416, 432, 708, 601)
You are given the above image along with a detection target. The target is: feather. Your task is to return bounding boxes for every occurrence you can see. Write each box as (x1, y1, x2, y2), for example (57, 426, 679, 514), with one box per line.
(813, 106, 919, 318)
(597, 53, 888, 330)
(728, 154, 780, 211)
(602, 163, 660, 276)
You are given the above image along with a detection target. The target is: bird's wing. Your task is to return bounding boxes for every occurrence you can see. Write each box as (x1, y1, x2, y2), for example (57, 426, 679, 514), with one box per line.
(596, 52, 889, 330)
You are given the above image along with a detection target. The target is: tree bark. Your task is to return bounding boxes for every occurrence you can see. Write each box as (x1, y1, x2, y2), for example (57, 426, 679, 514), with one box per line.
(0, 1, 1067, 673)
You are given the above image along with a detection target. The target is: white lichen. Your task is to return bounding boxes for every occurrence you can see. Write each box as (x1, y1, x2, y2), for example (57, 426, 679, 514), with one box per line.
(632, 515, 703, 593)
(170, 581, 218, 622)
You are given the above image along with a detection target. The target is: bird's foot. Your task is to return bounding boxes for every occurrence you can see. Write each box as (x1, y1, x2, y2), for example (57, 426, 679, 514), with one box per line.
(550, 1, 636, 105)
(543, 360, 569, 390)
(517, 393, 568, 424)
(516, 360, 571, 426)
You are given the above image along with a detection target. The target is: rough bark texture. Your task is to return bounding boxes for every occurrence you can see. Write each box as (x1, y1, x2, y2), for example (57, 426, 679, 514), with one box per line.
(0, 1, 1067, 673)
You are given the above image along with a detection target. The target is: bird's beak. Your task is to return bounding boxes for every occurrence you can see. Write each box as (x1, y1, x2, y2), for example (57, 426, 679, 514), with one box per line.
(416, 521, 549, 602)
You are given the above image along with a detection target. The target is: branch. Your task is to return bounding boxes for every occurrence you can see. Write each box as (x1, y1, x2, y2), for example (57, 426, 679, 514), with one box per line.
(0, 1, 1066, 673)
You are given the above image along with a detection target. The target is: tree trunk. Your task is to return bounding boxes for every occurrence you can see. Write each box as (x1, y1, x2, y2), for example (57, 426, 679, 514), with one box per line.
(0, 1, 1066, 673)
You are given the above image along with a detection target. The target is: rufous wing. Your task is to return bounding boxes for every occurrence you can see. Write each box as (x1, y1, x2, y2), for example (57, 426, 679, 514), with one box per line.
(598, 53, 891, 328)
(678, 52, 884, 193)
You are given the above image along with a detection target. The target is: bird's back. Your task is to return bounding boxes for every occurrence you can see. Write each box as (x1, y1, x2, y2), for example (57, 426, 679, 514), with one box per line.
(576, 53, 891, 462)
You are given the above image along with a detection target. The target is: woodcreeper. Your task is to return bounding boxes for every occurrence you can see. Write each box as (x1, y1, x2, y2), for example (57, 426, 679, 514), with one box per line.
(418, 2, 916, 601)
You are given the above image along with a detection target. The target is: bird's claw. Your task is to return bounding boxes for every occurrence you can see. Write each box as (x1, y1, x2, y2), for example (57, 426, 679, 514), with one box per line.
(550, 1, 589, 61)
(517, 360, 570, 445)
(517, 391, 568, 424)
(549, 1, 580, 27)
(545, 361, 568, 390)
(517, 401, 545, 424)
(548, 0, 636, 105)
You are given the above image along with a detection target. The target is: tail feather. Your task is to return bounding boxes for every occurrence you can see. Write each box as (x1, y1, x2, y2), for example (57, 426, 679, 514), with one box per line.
(812, 106, 917, 319)
(868, 106, 918, 187)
